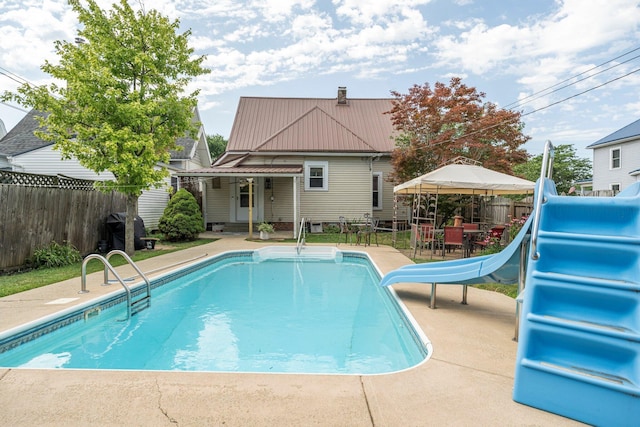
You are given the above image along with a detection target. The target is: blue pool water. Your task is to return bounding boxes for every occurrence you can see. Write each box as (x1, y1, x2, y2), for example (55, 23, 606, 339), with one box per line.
(0, 248, 430, 374)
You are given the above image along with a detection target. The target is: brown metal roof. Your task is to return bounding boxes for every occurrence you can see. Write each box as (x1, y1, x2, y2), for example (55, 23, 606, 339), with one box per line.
(227, 96, 396, 153)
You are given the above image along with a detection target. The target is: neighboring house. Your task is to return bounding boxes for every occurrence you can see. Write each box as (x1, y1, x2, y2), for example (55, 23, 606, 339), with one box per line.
(586, 118, 640, 193)
(0, 108, 211, 229)
(179, 87, 409, 235)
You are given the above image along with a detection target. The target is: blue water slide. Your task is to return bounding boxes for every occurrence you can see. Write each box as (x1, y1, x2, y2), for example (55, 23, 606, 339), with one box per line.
(513, 179, 640, 426)
(379, 214, 533, 307)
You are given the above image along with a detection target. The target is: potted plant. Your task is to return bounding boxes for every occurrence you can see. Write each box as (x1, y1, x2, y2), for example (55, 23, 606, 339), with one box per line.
(257, 222, 275, 240)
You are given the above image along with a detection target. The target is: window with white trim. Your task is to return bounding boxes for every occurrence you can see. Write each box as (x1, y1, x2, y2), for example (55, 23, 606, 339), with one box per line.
(373, 172, 383, 210)
(304, 161, 328, 191)
(611, 147, 621, 169)
(611, 183, 620, 192)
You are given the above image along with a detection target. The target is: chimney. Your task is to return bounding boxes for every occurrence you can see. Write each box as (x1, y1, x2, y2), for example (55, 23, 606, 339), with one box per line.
(337, 86, 347, 105)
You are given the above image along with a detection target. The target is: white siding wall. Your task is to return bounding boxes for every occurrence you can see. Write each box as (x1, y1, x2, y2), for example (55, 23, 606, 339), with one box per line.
(138, 181, 171, 230)
(372, 159, 409, 223)
(299, 156, 371, 222)
(204, 176, 231, 223)
(592, 141, 640, 191)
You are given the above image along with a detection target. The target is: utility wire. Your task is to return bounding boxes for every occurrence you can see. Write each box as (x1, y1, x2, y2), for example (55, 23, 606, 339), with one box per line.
(509, 52, 640, 111)
(503, 45, 640, 110)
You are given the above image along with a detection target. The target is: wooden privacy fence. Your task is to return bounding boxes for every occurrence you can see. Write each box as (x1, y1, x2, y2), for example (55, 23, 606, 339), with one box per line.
(481, 196, 533, 225)
(0, 171, 126, 271)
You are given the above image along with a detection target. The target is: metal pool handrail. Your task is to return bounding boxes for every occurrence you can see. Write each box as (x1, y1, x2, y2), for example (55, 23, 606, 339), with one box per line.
(531, 140, 555, 260)
(296, 217, 306, 254)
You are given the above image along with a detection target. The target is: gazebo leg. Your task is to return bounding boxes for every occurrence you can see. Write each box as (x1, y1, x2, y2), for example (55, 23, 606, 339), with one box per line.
(461, 284, 468, 304)
(430, 283, 437, 309)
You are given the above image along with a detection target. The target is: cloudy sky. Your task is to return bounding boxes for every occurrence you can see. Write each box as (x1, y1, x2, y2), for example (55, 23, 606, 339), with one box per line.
(1, 0, 640, 159)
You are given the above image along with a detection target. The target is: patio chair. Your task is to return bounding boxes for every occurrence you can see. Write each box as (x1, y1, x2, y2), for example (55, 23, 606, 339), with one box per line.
(356, 214, 374, 246)
(338, 216, 354, 245)
(442, 226, 465, 258)
(417, 223, 438, 255)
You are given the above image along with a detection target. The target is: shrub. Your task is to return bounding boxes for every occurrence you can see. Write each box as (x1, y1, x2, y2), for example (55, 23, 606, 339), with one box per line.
(158, 189, 205, 241)
(257, 222, 275, 233)
(30, 241, 82, 269)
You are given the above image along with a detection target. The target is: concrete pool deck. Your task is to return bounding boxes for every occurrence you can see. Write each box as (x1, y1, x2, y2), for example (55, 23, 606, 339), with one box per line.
(0, 233, 586, 426)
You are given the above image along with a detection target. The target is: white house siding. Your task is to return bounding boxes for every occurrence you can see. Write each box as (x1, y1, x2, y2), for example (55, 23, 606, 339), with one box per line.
(204, 176, 231, 224)
(299, 156, 371, 222)
(138, 181, 171, 230)
(264, 176, 294, 223)
(592, 142, 640, 191)
(372, 159, 409, 223)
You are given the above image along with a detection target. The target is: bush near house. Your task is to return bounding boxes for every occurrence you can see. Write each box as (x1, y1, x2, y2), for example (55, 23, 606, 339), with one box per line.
(158, 189, 205, 241)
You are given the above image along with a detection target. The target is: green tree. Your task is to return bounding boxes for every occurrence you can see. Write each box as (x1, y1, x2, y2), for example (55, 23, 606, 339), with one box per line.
(158, 189, 205, 241)
(2, 0, 209, 255)
(387, 77, 530, 183)
(513, 144, 592, 195)
(207, 133, 228, 160)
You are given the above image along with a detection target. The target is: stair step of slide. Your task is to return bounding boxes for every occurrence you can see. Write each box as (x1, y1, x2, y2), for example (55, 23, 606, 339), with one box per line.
(522, 358, 638, 391)
(528, 314, 640, 339)
(532, 271, 639, 289)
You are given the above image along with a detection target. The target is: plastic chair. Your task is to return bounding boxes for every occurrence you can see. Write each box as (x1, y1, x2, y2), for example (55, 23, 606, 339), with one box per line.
(443, 226, 465, 258)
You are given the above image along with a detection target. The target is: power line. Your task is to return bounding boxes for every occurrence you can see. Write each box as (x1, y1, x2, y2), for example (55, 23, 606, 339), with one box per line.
(504, 45, 640, 110)
(509, 52, 640, 111)
(521, 65, 640, 117)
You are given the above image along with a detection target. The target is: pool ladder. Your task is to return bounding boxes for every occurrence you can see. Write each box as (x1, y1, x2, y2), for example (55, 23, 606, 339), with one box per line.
(296, 217, 306, 254)
(80, 250, 151, 319)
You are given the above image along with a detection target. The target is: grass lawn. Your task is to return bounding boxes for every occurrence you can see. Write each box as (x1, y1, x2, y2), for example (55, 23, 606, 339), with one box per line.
(0, 238, 217, 298)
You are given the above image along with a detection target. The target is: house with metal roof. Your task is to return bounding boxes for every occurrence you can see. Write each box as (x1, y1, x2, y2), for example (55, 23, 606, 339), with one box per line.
(586, 117, 640, 192)
(179, 87, 408, 236)
(0, 108, 211, 229)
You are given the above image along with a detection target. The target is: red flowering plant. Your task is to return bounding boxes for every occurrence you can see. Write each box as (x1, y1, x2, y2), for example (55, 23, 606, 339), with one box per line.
(478, 234, 502, 254)
(508, 214, 529, 241)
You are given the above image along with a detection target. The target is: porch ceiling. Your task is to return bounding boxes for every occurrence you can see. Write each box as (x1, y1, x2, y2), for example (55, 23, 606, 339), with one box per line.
(176, 164, 303, 177)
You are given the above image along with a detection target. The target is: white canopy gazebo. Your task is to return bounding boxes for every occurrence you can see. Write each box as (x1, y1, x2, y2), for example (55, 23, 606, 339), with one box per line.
(392, 162, 535, 255)
(394, 163, 536, 196)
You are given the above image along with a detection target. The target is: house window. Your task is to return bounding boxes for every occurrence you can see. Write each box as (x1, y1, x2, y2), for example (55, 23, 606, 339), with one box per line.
(373, 172, 383, 210)
(304, 161, 328, 191)
(211, 177, 221, 189)
(611, 183, 620, 192)
(611, 147, 621, 169)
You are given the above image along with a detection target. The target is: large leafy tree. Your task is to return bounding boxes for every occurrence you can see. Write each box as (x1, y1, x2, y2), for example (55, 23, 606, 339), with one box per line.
(513, 144, 592, 195)
(3, 0, 209, 255)
(206, 133, 228, 161)
(387, 77, 530, 183)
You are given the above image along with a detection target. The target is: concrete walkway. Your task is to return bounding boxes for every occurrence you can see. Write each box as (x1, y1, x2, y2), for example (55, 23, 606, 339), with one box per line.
(0, 233, 586, 426)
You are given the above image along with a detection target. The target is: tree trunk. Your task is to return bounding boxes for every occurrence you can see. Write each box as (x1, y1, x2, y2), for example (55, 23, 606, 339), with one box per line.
(125, 193, 138, 256)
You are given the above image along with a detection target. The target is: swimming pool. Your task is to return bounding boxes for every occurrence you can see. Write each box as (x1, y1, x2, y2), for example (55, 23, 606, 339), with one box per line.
(0, 247, 430, 374)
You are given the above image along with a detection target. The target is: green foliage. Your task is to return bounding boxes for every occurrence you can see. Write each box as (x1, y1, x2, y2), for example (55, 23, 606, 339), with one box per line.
(508, 214, 529, 241)
(207, 134, 228, 161)
(1, 0, 210, 254)
(30, 241, 82, 269)
(257, 222, 275, 233)
(388, 77, 530, 183)
(158, 189, 205, 241)
(513, 144, 591, 195)
(478, 236, 502, 255)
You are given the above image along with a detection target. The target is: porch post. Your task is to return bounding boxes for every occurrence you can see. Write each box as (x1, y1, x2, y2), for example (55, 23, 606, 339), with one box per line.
(247, 177, 254, 239)
(293, 176, 299, 238)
